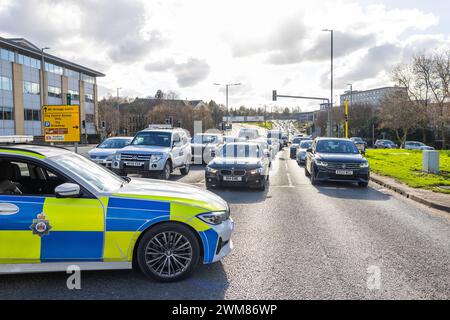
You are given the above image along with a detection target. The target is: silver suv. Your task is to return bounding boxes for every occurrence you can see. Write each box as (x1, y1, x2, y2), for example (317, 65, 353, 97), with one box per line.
(112, 125, 192, 179)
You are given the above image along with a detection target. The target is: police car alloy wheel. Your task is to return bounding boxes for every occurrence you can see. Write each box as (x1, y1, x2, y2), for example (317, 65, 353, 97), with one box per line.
(137, 223, 200, 282)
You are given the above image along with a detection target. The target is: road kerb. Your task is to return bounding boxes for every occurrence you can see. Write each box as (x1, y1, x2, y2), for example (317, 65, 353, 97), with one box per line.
(370, 174, 450, 213)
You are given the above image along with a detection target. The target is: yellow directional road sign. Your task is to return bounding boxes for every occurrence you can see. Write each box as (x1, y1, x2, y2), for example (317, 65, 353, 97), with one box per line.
(42, 105, 81, 143)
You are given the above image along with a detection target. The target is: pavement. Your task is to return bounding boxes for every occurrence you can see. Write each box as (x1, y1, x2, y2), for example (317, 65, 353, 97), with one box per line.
(0, 148, 449, 300)
(370, 173, 450, 213)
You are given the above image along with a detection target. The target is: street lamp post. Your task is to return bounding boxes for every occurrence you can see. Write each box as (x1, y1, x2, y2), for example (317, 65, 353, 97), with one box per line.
(322, 29, 334, 137)
(214, 83, 242, 123)
(40, 47, 50, 109)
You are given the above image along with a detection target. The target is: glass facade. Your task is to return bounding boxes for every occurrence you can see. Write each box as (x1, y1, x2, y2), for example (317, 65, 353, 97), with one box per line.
(23, 81, 40, 95)
(0, 48, 14, 62)
(17, 54, 41, 69)
(48, 85, 62, 98)
(45, 62, 63, 75)
(0, 76, 12, 91)
(24, 109, 41, 121)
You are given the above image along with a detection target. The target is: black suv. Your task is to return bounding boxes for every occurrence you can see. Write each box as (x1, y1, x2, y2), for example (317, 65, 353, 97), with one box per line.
(305, 138, 370, 187)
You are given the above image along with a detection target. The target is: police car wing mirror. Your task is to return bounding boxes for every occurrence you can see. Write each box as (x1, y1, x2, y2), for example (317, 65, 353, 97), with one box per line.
(55, 183, 81, 198)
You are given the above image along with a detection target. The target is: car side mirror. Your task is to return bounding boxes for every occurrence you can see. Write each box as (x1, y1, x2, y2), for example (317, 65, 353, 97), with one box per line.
(360, 150, 365, 155)
(265, 151, 271, 157)
(307, 148, 313, 153)
(55, 183, 81, 198)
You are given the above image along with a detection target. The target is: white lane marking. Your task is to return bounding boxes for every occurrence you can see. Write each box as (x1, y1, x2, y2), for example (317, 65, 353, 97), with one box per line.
(285, 160, 293, 187)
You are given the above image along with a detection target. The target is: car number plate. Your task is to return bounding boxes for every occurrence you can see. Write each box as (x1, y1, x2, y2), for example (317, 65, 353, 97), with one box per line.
(335, 170, 353, 175)
(125, 161, 144, 167)
(223, 176, 242, 182)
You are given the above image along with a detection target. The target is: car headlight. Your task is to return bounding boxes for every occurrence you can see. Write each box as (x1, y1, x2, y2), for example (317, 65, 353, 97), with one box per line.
(206, 166, 218, 174)
(315, 160, 329, 167)
(250, 167, 264, 175)
(150, 154, 163, 162)
(360, 161, 369, 168)
(106, 154, 114, 161)
(197, 211, 230, 225)
(114, 153, 121, 160)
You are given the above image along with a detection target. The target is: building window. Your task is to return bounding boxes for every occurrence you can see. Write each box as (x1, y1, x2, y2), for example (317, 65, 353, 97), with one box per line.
(45, 62, 63, 75)
(65, 69, 80, 79)
(85, 114, 95, 122)
(17, 54, 41, 69)
(0, 107, 14, 120)
(68, 90, 80, 101)
(23, 81, 40, 95)
(85, 93, 94, 103)
(82, 74, 95, 84)
(24, 109, 41, 121)
(48, 86, 62, 98)
(0, 76, 12, 91)
(0, 48, 15, 62)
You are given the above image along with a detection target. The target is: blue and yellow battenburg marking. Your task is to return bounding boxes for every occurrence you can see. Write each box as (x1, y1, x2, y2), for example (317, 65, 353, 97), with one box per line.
(0, 194, 220, 265)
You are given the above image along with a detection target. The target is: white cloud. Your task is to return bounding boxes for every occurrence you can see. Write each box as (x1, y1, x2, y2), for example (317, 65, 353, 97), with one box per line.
(0, 0, 447, 110)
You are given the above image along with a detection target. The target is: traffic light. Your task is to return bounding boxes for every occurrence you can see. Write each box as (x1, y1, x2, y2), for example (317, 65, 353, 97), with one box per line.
(101, 121, 106, 129)
(272, 90, 277, 101)
(81, 120, 86, 129)
(66, 93, 71, 105)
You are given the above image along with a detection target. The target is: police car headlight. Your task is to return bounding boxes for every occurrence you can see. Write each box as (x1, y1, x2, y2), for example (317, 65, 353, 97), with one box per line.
(197, 211, 229, 225)
(315, 160, 328, 167)
(360, 161, 369, 168)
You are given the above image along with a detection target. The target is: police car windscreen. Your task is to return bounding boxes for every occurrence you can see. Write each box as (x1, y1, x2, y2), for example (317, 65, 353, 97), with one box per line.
(131, 132, 172, 147)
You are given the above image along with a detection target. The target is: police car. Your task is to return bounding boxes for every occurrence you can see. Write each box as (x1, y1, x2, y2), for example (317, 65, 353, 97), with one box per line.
(0, 136, 233, 282)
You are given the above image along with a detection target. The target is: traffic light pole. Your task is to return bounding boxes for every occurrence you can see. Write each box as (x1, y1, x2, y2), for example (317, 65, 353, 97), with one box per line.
(272, 90, 330, 136)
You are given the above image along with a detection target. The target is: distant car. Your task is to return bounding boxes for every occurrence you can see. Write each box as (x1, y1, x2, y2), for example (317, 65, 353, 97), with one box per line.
(266, 138, 280, 158)
(290, 137, 310, 159)
(374, 139, 399, 149)
(350, 137, 367, 153)
(88, 137, 133, 168)
(267, 130, 283, 149)
(191, 133, 224, 164)
(223, 136, 244, 144)
(403, 141, 435, 151)
(296, 140, 313, 165)
(205, 142, 270, 191)
(281, 134, 289, 147)
(305, 138, 370, 188)
(238, 128, 261, 140)
(249, 139, 272, 167)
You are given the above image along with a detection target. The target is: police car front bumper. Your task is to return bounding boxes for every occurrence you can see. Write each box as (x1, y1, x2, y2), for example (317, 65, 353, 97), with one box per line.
(209, 218, 234, 263)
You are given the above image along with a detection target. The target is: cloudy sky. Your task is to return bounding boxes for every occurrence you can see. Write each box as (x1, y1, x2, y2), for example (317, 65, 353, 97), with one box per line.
(0, 0, 449, 111)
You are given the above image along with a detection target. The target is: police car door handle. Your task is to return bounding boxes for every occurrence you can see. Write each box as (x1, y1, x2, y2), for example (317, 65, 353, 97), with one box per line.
(0, 203, 19, 215)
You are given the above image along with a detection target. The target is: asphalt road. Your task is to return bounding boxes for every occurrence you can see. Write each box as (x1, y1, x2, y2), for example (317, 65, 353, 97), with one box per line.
(0, 148, 449, 300)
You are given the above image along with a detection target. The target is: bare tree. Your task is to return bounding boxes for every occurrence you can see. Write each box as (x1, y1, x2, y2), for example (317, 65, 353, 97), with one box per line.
(380, 92, 426, 146)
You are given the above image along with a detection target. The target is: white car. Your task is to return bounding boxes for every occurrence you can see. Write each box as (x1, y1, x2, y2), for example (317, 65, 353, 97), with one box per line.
(403, 141, 435, 151)
(88, 137, 133, 168)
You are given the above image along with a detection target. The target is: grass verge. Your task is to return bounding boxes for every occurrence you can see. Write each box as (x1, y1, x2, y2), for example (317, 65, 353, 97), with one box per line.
(365, 149, 450, 194)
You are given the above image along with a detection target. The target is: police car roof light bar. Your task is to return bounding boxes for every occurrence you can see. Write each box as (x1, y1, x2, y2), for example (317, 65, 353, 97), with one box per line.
(0, 136, 34, 144)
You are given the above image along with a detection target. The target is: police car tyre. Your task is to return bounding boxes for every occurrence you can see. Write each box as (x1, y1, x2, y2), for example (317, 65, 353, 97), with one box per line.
(180, 163, 190, 175)
(137, 223, 200, 282)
